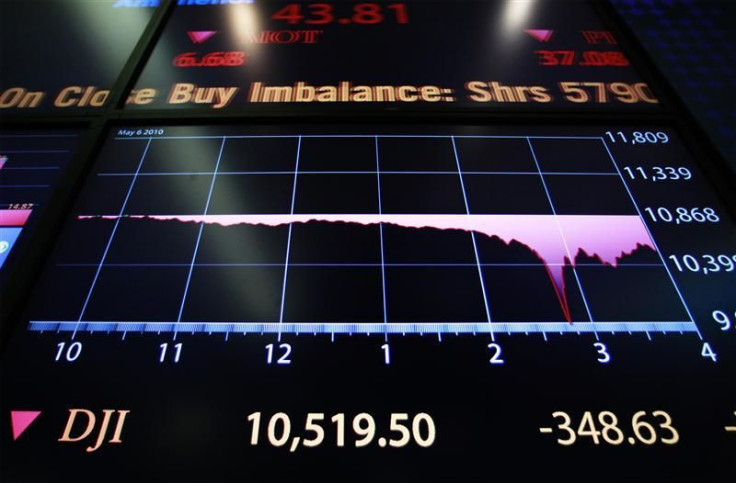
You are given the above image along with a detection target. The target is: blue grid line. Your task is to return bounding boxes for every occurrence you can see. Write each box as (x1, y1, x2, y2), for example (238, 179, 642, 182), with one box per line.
(115, 135, 604, 141)
(175, 137, 228, 331)
(72, 137, 153, 338)
(278, 136, 302, 341)
(97, 171, 620, 177)
(56, 262, 666, 268)
(450, 136, 494, 340)
(375, 136, 389, 341)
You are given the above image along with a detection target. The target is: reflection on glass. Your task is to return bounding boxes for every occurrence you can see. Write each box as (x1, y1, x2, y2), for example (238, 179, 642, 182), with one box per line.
(501, 0, 537, 36)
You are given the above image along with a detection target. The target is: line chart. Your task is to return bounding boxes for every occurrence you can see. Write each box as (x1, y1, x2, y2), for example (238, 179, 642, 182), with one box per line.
(26, 131, 698, 338)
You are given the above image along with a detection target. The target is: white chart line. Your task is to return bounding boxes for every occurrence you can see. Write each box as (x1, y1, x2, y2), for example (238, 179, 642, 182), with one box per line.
(115, 135, 604, 141)
(375, 136, 389, 341)
(278, 136, 302, 342)
(71, 137, 153, 339)
(174, 137, 227, 338)
(451, 136, 495, 341)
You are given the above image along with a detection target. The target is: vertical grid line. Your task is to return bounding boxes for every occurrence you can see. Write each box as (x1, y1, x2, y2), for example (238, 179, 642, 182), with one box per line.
(73, 137, 153, 339)
(525, 137, 597, 336)
(278, 136, 302, 341)
(599, 138, 702, 340)
(450, 136, 495, 340)
(175, 137, 228, 333)
(375, 136, 389, 341)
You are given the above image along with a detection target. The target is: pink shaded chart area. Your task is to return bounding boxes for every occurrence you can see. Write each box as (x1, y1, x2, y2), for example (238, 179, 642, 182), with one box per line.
(79, 214, 655, 322)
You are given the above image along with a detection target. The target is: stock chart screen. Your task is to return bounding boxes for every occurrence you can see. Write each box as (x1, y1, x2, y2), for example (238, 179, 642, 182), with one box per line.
(0, 0, 154, 113)
(127, 0, 660, 111)
(1, 124, 734, 482)
(0, 130, 81, 279)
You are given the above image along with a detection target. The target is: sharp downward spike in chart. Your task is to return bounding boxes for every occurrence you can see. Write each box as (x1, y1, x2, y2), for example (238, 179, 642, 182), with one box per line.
(78, 214, 655, 322)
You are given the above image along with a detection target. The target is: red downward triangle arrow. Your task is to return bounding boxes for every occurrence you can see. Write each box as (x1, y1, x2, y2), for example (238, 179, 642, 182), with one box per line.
(11, 411, 41, 440)
(187, 31, 217, 44)
(524, 29, 554, 42)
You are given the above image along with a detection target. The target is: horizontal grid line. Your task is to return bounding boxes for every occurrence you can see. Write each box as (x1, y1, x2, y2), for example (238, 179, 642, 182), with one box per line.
(55, 262, 666, 268)
(114, 135, 605, 141)
(77, 213, 642, 218)
(96, 171, 619, 176)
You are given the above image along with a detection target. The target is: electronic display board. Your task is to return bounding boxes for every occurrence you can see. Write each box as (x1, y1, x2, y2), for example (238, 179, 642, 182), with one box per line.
(127, 0, 661, 111)
(0, 0, 155, 113)
(0, 130, 81, 278)
(1, 124, 734, 482)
